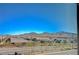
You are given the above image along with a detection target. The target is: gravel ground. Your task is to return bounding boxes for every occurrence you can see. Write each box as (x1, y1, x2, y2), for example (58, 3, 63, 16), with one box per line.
(0, 46, 76, 55)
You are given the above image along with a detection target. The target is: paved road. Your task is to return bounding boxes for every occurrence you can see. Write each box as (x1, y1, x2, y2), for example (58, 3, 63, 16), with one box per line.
(45, 49, 77, 55)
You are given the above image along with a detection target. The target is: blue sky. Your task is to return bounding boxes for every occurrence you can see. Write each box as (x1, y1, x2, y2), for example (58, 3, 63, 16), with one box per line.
(0, 4, 77, 35)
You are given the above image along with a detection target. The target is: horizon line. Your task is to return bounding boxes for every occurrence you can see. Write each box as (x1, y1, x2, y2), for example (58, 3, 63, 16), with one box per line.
(0, 31, 77, 35)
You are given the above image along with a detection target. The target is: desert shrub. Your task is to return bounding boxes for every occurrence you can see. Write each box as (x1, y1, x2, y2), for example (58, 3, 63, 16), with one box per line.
(32, 38, 37, 42)
(11, 43, 15, 45)
(65, 48, 71, 50)
(62, 40, 67, 44)
(22, 42, 26, 46)
(26, 38, 30, 40)
(25, 42, 35, 47)
(40, 41, 45, 43)
(6, 38, 11, 43)
(15, 43, 23, 47)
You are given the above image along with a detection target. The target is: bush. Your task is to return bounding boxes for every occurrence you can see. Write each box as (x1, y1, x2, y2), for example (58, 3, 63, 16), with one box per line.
(32, 38, 37, 42)
(65, 48, 71, 50)
(40, 41, 45, 43)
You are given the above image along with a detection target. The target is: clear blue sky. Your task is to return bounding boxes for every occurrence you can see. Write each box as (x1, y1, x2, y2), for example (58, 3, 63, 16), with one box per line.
(0, 4, 77, 35)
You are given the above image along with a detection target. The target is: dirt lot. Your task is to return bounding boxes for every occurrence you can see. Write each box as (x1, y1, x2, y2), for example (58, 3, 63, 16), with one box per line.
(0, 45, 77, 55)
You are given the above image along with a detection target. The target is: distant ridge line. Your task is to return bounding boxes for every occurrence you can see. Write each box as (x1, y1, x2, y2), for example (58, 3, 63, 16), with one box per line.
(0, 31, 77, 36)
